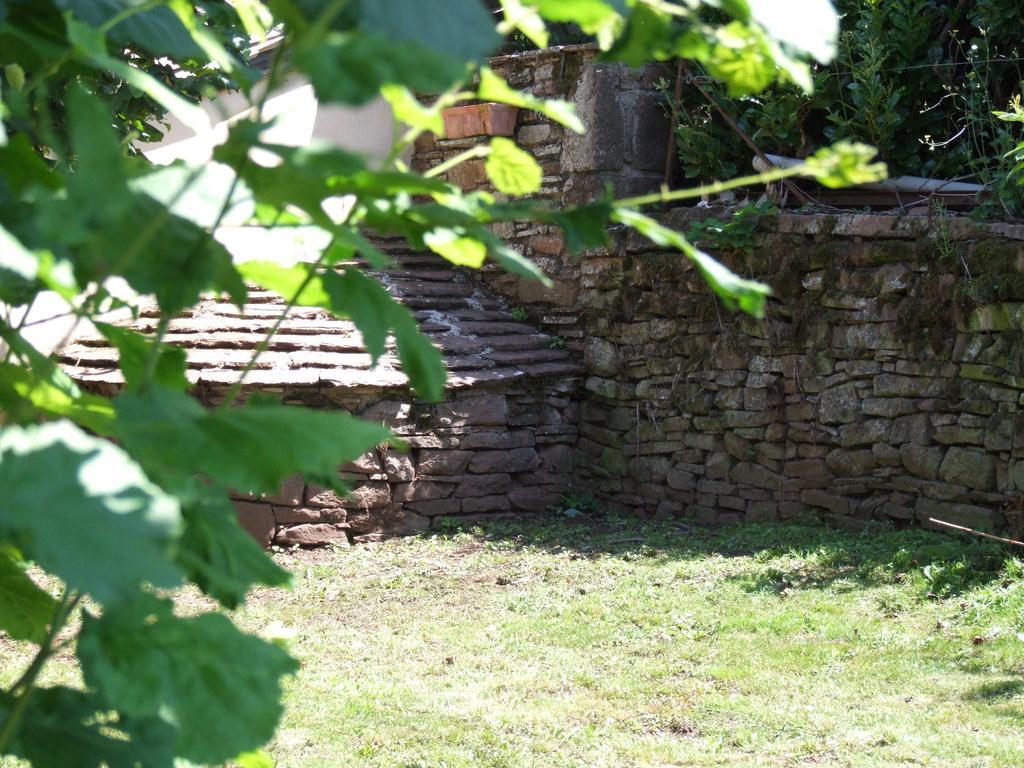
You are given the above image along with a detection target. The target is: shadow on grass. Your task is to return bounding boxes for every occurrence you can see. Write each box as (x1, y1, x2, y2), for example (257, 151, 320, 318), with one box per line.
(425, 512, 1015, 596)
(967, 678, 1024, 701)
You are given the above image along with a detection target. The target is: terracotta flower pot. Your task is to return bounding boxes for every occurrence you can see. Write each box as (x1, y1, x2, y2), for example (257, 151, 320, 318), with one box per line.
(442, 103, 519, 139)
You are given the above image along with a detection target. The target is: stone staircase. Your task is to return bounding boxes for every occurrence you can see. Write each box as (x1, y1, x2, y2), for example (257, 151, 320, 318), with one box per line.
(62, 237, 583, 544)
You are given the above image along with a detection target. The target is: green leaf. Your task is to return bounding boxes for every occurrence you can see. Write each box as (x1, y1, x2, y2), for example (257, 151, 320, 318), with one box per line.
(114, 386, 393, 493)
(95, 322, 189, 392)
(488, 241, 552, 286)
(478, 67, 584, 134)
(358, 0, 501, 69)
(175, 490, 292, 610)
(613, 208, 771, 317)
(804, 141, 888, 188)
(485, 137, 542, 196)
(423, 227, 487, 268)
(603, 2, 673, 67)
(497, 0, 548, 49)
(67, 18, 210, 135)
(239, 262, 446, 400)
(530, 0, 623, 33)
(10, 686, 177, 768)
(0, 223, 38, 304)
(232, 0, 274, 40)
(57, 0, 203, 59)
(0, 546, 57, 644)
(78, 593, 299, 764)
(381, 83, 444, 136)
(65, 83, 128, 218)
(0, 421, 182, 603)
(552, 199, 614, 256)
(236, 750, 276, 768)
(0, 134, 61, 194)
(0, 361, 117, 437)
(705, 22, 777, 97)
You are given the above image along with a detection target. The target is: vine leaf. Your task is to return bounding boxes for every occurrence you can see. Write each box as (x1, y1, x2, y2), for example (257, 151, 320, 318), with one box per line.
(95, 323, 189, 393)
(0, 422, 183, 604)
(9, 686, 177, 768)
(0, 546, 56, 644)
(175, 489, 293, 609)
(485, 137, 543, 196)
(114, 387, 393, 493)
(78, 594, 299, 764)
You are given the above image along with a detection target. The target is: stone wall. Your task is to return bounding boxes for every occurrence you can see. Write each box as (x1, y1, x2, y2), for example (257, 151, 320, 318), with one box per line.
(224, 379, 578, 545)
(491, 208, 1024, 534)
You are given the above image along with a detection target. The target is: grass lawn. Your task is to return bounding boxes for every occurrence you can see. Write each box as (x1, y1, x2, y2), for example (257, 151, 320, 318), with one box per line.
(4, 516, 1024, 766)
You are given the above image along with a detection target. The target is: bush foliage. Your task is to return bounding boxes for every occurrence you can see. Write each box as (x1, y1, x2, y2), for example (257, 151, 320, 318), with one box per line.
(675, 0, 1024, 214)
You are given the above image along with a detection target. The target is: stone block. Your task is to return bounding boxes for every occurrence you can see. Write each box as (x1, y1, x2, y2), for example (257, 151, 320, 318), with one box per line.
(539, 444, 574, 473)
(584, 336, 620, 376)
(435, 395, 508, 427)
(800, 489, 850, 515)
(873, 375, 950, 398)
(383, 452, 415, 482)
(746, 501, 779, 522)
(274, 506, 346, 524)
(632, 91, 671, 170)
(393, 481, 454, 503)
(468, 447, 540, 474)
(509, 486, 560, 512)
(667, 469, 696, 491)
(939, 447, 996, 491)
(342, 451, 382, 475)
(406, 498, 463, 517)
(786, 459, 829, 483)
(899, 444, 945, 480)
(818, 383, 860, 424)
(307, 482, 392, 509)
(840, 419, 891, 447)
(234, 501, 275, 547)
(276, 523, 350, 547)
(418, 449, 473, 475)
(460, 431, 535, 450)
(454, 474, 513, 498)
(872, 443, 901, 466)
(261, 474, 305, 506)
(729, 462, 778, 491)
(915, 498, 1002, 533)
(934, 426, 984, 445)
(562, 64, 625, 173)
(985, 412, 1015, 451)
(891, 413, 932, 445)
(862, 397, 918, 418)
(705, 451, 734, 480)
(461, 495, 513, 514)
(825, 449, 876, 477)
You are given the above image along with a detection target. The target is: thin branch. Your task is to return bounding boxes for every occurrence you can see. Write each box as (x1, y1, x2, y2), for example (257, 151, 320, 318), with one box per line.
(423, 145, 491, 179)
(927, 517, 1024, 548)
(617, 164, 807, 208)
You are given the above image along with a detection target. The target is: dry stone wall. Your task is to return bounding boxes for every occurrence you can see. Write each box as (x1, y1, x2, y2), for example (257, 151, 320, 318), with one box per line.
(494, 208, 1024, 534)
(227, 380, 579, 545)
